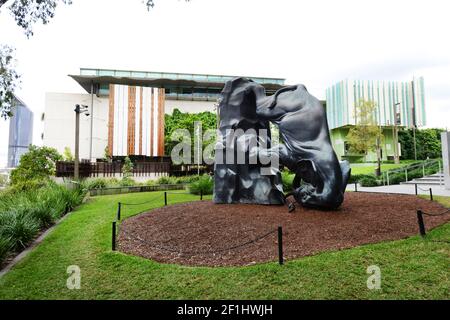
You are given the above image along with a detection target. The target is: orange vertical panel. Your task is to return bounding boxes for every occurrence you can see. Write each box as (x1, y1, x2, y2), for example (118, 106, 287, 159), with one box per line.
(127, 86, 136, 155)
(159, 88, 165, 156)
(150, 88, 154, 156)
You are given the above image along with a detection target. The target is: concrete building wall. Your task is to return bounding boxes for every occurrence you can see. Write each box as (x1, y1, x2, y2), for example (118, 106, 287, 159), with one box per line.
(44, 92, 109, 161)
(331, 127, 398, 162)
(43, 93, 216, 160)
(165, 99, 216, 114)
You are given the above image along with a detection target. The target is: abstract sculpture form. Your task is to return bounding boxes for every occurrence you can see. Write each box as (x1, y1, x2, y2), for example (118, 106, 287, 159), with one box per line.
(213, 77, 351, 210)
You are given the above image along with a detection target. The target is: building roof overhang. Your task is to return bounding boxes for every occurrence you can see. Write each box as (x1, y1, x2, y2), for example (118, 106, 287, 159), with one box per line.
(69, 75, 286, 94)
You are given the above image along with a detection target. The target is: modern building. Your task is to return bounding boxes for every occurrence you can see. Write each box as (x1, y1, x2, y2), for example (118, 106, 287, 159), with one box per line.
(325, 78, 426, 162)
(43, 68, 285, 161)
(7, 96, 34, 167)
(43, 68, 427, 165)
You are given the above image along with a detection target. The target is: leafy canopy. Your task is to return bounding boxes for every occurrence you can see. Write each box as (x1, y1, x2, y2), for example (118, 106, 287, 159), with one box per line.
(346, 99, 383, 156)
(0, 45, 20, 119)
(165, 108, 217, 159)
(10, 145, 63, 189)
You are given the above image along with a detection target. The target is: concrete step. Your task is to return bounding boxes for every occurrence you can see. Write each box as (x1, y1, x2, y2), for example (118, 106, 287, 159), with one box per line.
(401, 181, 443, 185)
(399, 173, 445, 185)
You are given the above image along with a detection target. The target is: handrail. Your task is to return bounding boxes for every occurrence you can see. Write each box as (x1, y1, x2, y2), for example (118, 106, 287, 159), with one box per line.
(383, 159, 442, 186)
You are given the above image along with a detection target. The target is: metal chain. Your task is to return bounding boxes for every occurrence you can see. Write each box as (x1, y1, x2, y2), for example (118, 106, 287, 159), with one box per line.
(421, 208, 450, 216)
(417, 186, 432, 192)
(120, 194, 162, 206)
(119, 228, 277, 255)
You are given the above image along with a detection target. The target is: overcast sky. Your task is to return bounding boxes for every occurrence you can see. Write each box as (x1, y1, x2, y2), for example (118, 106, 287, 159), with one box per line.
(1, 0, 449, 165)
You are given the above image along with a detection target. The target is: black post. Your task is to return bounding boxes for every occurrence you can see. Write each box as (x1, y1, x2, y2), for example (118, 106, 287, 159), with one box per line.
(429, 188, 433, 201)
(200, 190, 203, 201)
(278, 226, 283, 265)
(112, 221, 117, 251)
(354, 182, 358, 192)
(117, 202, 122, 221)
(416, 210, 426, 237)
(164, 191, 167, 206)
(415, 183, 418, 195)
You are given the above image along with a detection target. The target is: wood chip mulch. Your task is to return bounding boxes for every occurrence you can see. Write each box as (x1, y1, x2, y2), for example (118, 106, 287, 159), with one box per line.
(117, 192, 450, 267)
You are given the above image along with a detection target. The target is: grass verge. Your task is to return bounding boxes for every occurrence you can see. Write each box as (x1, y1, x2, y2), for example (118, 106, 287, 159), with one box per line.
(0, 191, 448, 299)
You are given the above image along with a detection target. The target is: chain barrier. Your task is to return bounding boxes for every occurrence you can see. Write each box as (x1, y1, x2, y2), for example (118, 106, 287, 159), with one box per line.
(119, 228, 277, 255)
(421, 208, 450, 217)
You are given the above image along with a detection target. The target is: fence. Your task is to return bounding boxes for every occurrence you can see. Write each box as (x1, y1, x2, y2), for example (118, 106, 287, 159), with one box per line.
(89, 184, 186, 196)
(56, 161, 214, 178)
(56, 161, 171, 178)
(110, 192, 285, 265)
(354, 181, 435, 201)
(415, 208, 450, 243)
(383, 159, 443, 186)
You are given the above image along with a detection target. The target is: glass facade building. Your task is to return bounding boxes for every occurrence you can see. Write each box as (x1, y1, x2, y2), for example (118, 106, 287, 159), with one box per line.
(7, 98, 34, 167)
(326, 78, 426, 130)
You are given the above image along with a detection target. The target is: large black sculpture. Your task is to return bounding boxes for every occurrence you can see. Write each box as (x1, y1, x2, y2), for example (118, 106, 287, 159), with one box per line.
(213, 78, 285, 205)
(213, 78, 351, 210)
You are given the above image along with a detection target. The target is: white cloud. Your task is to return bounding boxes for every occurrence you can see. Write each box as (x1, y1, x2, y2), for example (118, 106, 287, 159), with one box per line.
(1, 0, 449, 165)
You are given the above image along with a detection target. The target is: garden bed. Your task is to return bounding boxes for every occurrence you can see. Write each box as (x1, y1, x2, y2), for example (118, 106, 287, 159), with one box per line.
(118, 192, 450, 267)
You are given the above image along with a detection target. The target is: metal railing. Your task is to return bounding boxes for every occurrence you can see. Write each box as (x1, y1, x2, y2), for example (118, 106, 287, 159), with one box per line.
(383, 159, 443, 186)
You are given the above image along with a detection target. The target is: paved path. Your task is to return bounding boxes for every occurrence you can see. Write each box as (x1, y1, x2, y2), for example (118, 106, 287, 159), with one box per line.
(346, 183, 450, 197)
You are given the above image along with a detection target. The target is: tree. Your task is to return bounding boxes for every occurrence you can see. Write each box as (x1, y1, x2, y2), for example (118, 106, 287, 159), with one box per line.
(0, 45, 20, 119)
(121, 156, 134, 186)
(9, 145, 63, 189)
(399, 128, 443, 160)
(346, 99, 383, 163)
(63, 146, 74, 161)
(164, 108, 217, 161)
(0, 0, 190, 118)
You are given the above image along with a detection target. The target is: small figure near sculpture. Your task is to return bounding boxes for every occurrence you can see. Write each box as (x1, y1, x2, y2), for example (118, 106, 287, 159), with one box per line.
(213, 77, 351, 210)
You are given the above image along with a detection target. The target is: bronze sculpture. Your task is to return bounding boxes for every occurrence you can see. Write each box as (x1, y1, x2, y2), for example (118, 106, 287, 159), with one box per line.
(213, 78, 350, 210)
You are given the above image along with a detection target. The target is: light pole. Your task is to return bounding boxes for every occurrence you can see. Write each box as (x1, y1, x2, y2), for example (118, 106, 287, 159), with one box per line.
(393, 102, 401, 164)
(411, 78, 418, 160)
(74, 104, 90, 180)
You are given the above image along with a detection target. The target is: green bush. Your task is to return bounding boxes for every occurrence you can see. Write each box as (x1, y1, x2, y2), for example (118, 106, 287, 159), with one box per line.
(359, 176, 380, 187)
(388, 172, 406, 185)
(0, 236, 13, 263)
(281, 171, 295, 191)
(348, 174, 375, 184)
(84, 178, 108, 190)
(189, 174, 213, 195)
(119, 177, 135, 187)
(0, 211, 40, 250)
(0, 182, 87, 263)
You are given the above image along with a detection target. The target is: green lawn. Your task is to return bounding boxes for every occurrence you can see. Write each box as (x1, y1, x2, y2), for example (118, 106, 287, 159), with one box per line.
(0, 191, 449, 299)
(350, 160, 417, 175)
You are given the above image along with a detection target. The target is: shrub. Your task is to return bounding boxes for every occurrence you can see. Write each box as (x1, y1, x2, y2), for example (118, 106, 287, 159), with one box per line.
(0, 182, 87, 260)
(0, 236, 13, 263)
(0, 211, 40, 250)
(281, 171, 295, 191)
(189, 174, 213, 195)
(84, 178, 108, 190)
(359, 175, 380, 187)
(120, 177, 135, 187)
(9, 145, 62, 188)
(388, 172, 406, 185)
(348, 174, 375, 184)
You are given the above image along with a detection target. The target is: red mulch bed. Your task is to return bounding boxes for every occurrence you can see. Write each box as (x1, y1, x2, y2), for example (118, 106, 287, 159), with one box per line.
(117, 192, 450, 267)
